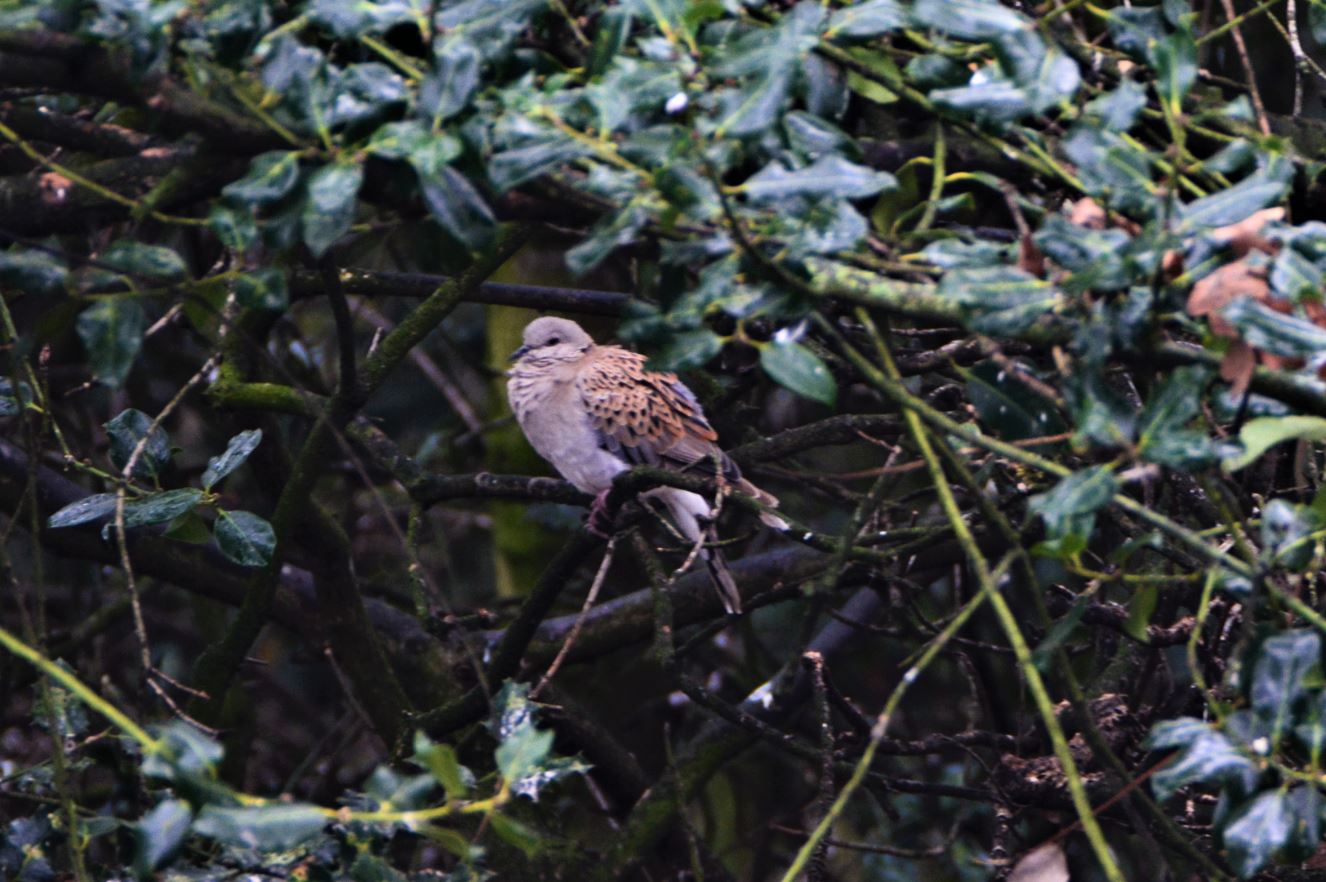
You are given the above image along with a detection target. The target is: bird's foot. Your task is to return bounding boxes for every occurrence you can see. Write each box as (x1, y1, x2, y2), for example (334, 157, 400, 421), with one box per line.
(586, 490, 615, 538)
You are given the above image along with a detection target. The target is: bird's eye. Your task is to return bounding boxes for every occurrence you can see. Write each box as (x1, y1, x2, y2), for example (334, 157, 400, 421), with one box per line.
(548, 337, 560, 345)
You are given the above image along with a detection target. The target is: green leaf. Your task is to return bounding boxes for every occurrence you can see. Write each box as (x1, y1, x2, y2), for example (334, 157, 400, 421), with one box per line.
(743, 154, 896, 202)
(713, 2, 824, 137)
(936, 266, 1059, 336)
(825, 0, 909, 38)
(784, 112, 859, 161)
(962, 360, 1066, 443)
(1270, 246, 1323, 302)
(213, 509, 276, 567)
(1146, 722, 1258, 802)
(1260, 499, 1320, 571)
(911, 0, 1026, 38)
(1027, 466, 1117, 556)
(1250, 630, 1322, 741)
(1152, 29, 1197, 109)
(1136, 366, 1220, 470)
(409, 142, 495, 250)
(1179, 158, 1293, 230)
(1226, 416, 1326, 471)
(307, 0, 414, 37)
(412, 732, 473, 801)
(760, 339, 837, 406)
(208, 204, 259, 254)
(119, 489, 204, 530)
(47, 493, 119, 529)
(106, 408, 171, 479)
(1030, 598, 1088, 671)
(1222, 790, 1294, 878)
(421, 41, 481, 122)
(495, 725, 554, 787)
(0, 247, 68, 295)
(76, 299, 145, 388)
(99, 240, 189, 282)
(368, 120, 457, 161)
(508, 754, 592, 801)
(234, 268, 289, 311)
(648, 329, 724, 371)
(134, 798, 192, 876)
(302, 162, 362, 257)
(1221, 296, 1326, 364)
(203, 429, 263, 491)
(489, 812, 542, 858)
(192, 804, 326, 851)
(0, 378, 31, 417)
(1124, 583, 1158, 643)
(588, 8, 631, 76)
(1084, 78, 1147, 131)
(1312, 0, 1326, 42)
(222, 151, 302, 205)
(1062, 126, 1156, 216)
(844, 47, 900, 105)
(490, 681, 536, 740)
(143, 720, 225, 785)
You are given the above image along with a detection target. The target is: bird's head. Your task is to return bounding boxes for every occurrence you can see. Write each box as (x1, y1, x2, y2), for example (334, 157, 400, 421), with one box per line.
(510, 316, 594, 363)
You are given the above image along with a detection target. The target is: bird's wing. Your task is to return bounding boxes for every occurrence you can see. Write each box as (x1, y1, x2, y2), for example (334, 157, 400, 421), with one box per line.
(575, 347, 738, 480)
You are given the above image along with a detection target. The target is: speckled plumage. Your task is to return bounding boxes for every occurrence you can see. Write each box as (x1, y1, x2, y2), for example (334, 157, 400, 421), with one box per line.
(507, 317, 785, 614)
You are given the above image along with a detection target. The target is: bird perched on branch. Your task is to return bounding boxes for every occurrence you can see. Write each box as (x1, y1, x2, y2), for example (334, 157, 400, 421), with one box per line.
(507, 316, 786, 615)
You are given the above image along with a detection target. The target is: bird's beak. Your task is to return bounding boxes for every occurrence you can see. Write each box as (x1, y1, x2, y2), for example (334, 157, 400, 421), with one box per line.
(509, 344, 531, 362)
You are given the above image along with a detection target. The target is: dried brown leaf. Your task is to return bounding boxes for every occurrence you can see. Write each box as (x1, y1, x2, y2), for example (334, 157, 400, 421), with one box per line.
(1187, 260, 1269, 319)
(1210, 207, 1284, 257)
(1220, 340, 1255, 398)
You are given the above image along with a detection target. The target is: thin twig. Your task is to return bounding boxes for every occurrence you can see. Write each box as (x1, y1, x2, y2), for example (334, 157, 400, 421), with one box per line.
(530, 536, 618, 699)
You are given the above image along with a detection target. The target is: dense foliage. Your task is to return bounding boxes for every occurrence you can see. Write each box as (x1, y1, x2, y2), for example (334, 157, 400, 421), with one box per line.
(6, 0, 1326, 878)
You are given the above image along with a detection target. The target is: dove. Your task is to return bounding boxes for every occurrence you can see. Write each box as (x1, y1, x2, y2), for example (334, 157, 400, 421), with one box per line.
(507, 316, 787, 615)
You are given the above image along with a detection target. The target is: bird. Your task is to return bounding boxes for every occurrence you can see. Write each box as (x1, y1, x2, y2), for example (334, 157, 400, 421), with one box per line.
(507, 316, 787, 615)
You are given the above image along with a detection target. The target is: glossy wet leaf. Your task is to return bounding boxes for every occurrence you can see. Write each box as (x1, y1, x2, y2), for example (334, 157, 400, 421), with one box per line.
(825, 0, 908, 38)
(1027, 466, 1117, 557)
(936, 266, 1059, 336)
(495, 725, 554, 788)
(1180, 158, 1294, 230)
(234, 268, 289, 311)
(99, 240, 188, 281)
(1221, 296, 1326, 365)
(1146, 721, 1258, 802)
(302, 161, 362, 257)
(760, 340, 837, 406)
(208, 204, 259, 254)
(962, 360, 1065, 443)
(213, 509, 276, 567)
(911, 0, 1025, 39)
(0, 248, 68, 295)
(222, 151, 302, 205)
(203, 429, 263, 491)
(1250, 630, 1322, 739)
(47, 493, 119, 529)
(119, 488, 204, 530)
(743, 154, 895, 202)
(1222, 789, 1294, 878)
(106, 408, 171, 479)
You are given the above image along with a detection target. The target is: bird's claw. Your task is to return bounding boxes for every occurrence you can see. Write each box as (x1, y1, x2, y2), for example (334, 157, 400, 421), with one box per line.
(585, 489, 615, 538)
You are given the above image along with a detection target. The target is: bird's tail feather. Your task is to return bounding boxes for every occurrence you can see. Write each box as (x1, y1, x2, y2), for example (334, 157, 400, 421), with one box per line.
(703, 545, 743, 616)
(737, 478, 789, 531)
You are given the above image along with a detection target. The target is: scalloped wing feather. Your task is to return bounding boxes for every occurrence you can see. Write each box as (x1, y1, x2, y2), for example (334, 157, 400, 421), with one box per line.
(576, 347, 737, 478)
